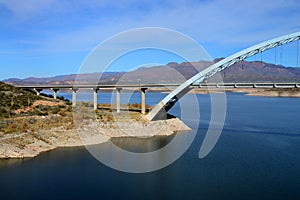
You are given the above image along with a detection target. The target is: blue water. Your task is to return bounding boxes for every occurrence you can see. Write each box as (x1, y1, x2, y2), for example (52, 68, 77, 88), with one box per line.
(0, 92, 300, 199)
(44, 90, 168, 106)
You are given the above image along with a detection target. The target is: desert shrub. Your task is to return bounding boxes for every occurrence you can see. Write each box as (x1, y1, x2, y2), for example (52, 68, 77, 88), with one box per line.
(67, 106, 72, 112)
(58, 109, 67, 116)
(132, 103, 141, 109)
(50, 106, 61, 114)
(0, 107, 9, 118)
(31, 109, 47, 116)
(3, 123, 18, 133)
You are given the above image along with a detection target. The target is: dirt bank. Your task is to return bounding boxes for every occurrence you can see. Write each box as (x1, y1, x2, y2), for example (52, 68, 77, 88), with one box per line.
(0, 115, 190, 159)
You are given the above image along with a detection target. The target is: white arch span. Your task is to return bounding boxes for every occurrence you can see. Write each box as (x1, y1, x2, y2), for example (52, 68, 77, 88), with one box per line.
(147, 31, 300, 121)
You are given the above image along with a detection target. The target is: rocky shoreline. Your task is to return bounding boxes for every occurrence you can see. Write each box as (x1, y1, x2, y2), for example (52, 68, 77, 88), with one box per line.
(190, 88, 300, 97)
(0, 117, 190, 159)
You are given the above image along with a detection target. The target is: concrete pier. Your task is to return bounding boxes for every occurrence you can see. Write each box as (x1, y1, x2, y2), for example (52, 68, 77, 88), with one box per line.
(71, 88, 79, 107)
(52, 88, 59, 100)
(141, 87, 148, 114)
(93, 88, 99, 110)
(33, 88, 42, 96)
(116, 88, 122, 113)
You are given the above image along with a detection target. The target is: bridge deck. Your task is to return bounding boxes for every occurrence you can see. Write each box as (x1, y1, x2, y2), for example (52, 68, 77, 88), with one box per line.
(15, 82, 300, 90)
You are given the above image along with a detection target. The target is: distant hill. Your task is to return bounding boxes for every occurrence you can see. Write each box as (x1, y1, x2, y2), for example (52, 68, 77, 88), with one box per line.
(4, 72, 125, 86)
(4, 59, 300, 85)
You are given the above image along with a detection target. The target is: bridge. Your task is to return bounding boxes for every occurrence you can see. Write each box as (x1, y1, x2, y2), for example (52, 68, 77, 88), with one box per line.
(16, 31, 300, 120)
(17, 81, 300, 114)
(16, 83, 181, 114)
(147, 31, 300, 120)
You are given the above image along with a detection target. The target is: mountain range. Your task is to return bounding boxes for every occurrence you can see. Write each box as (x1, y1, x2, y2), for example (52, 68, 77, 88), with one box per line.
(4, 59, 300, 85)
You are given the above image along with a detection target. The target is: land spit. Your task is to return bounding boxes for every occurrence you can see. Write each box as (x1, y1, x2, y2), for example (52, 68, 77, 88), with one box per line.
(0, 111, 191, 159)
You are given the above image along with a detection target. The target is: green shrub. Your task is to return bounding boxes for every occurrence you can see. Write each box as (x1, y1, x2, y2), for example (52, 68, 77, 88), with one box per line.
(52, 106, 61, 114)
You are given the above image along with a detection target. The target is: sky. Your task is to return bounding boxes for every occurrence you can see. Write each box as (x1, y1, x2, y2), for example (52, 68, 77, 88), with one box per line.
(0, 0, 300, 80)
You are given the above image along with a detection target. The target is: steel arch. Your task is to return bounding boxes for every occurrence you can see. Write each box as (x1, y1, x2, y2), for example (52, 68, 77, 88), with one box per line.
(147, 31, 300, 121)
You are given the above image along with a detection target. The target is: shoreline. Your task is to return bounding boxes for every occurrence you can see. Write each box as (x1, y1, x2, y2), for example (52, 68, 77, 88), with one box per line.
(188, 87, 300, 98)
(0, 116, 191, 159)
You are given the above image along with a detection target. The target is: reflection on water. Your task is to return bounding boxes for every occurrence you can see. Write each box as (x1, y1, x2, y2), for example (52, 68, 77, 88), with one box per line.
(0, 158, 31, 168)
(110, 135, 175, 153)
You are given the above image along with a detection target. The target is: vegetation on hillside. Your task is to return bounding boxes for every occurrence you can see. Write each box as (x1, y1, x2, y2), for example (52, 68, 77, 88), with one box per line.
(0, 82, 152, 135)
(0, 82, 74, 134)
(0, 81, 70, 118)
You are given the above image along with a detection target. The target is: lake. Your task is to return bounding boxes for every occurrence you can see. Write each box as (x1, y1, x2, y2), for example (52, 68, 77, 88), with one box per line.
(0, 92, 300, 199)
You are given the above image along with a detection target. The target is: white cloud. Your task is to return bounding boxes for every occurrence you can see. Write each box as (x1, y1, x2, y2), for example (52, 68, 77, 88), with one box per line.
(1, 0, 300, 55)
(0, 0, 55, 20)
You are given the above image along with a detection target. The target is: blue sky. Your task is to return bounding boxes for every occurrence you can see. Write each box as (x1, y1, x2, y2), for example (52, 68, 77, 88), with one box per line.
(0, 0, 300, 80)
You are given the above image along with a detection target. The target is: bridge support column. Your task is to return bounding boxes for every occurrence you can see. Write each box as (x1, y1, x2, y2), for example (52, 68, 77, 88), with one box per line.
(116, 88, 122, 113)
(71, 88, 79, 107)
(141, 87, 148, 114)
(33, 88, 42, 96)
(52, 88, 59, 99)
(93, 88, 99, 110)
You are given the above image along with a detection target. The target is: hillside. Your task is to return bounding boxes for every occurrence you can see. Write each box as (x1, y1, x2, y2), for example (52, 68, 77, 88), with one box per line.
(3, 60, 300, 85)
(217, 60, 300, 82)
(0, 82, 70, 119)
(0, 81, 40, 118)
(0, 82, 74, 135)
